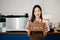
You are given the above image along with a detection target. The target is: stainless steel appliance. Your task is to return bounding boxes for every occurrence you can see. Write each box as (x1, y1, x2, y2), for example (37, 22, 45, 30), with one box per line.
(6, 14, 28, 31)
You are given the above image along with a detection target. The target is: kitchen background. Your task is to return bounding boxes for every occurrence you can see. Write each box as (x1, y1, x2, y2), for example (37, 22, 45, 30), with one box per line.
(0, 0, 60, 32)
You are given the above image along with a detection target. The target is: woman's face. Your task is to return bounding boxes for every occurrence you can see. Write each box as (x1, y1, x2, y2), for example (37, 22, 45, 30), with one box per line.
(34, 7, 41, 18)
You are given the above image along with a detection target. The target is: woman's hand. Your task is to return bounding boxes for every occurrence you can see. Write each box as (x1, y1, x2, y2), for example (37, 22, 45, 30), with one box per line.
(30, 27, 43, 31)
(43, 31, 47, 37)
(27, 31, 30, 36)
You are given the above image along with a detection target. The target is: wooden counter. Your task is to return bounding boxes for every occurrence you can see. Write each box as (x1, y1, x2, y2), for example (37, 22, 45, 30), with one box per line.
(0, 31, 60, 40)
(47, 32, 60, 34)
(0, 31, 27, 34)
(0, 31, 60, 34)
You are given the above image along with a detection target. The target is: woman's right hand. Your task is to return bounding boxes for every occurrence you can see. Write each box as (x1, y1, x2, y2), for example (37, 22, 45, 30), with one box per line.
(27, 31, 30, 36)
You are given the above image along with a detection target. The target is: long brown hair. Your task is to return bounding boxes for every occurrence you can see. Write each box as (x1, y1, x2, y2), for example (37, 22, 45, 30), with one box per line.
(31, 5, 43, 22)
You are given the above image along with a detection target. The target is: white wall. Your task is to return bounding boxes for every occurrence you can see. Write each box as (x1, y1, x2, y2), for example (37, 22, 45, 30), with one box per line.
(0, 0, 44, 15)
(0, 0, 60, 22)
(44, 0, 60, 23)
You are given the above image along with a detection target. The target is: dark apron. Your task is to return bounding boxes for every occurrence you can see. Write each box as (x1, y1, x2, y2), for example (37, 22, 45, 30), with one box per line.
(30, 31, 44, 40)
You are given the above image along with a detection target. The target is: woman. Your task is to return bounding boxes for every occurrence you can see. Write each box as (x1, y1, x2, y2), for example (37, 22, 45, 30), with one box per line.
(26, 5, 48, 40)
